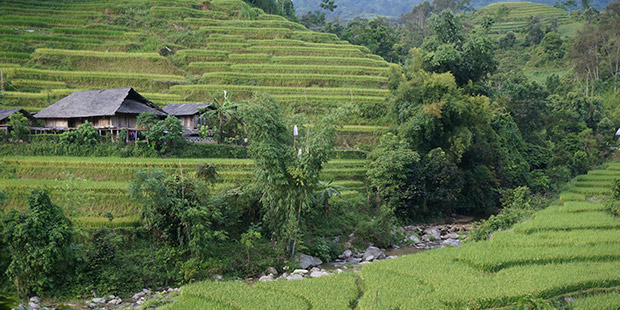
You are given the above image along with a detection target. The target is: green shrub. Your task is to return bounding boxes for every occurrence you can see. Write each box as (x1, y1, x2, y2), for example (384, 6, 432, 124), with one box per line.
(605, 178, 620, 216)
(468, 186, 536, 242)
(353, 205, 398, 248)
(60, 121, 100, 145)
(6, 113, 30, 142)
(305, 237, 341, 262)
(0, 188, 74, 297)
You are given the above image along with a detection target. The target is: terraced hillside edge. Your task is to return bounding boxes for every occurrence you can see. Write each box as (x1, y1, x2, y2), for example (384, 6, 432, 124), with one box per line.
(473, 1, 578, 35)
(0, 0, 390, 128)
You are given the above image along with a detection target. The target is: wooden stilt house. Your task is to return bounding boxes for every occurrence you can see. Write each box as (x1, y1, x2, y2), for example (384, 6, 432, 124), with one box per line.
(34, 88, 166, 135)
(162, 103, 211, 135)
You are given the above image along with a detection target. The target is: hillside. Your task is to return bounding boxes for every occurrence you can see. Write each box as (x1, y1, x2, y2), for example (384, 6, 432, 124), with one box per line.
(0, 0, 390, 125)
(293, 0, 613, 20)
(0, 156, 367, 220)
(163, 162, 620, 309)
(470, 0, 613, 10)
(292, 0, 421, 20)
(473, 2, 579, 35)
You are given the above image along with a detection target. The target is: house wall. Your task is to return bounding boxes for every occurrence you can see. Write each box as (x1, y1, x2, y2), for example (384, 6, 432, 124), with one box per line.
(111, 115, 137, 129)
(44, 115, 139, 129)
(180, 116, 195, 129)
(96, 117, 112, 128)
(45, 118, 69, 128)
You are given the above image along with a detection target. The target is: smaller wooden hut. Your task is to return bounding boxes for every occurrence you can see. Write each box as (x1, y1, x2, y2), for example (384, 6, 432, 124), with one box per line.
(162, 103, 211, 130)
(34, 88, 166, 135)
(0, 108, 34, 130)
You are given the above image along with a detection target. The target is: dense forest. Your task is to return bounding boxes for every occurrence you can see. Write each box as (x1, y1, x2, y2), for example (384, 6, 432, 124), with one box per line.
(0, 0, 620, 306)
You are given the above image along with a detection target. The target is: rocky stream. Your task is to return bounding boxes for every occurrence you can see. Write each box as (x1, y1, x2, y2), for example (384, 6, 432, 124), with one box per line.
(17, 221, 473, 310)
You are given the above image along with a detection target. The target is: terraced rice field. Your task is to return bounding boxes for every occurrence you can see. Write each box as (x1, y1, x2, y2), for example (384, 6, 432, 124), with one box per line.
(0, 156, 367, 222)
(474, 2, 573, 35)
(0, 0, 389, 130)
(163, 162, 620, 309)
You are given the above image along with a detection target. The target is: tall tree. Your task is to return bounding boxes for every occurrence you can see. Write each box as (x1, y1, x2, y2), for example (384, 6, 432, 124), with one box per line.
(320, 0, 337, 11)
(421, 11, 496, 86)
(494, 5, 511, 35)
(1, 189, 73, 297)
(601, 1, 620, 93)
(239, 95, 336, 257)
(341, 18, 399, 61)
(569, 25, 603, 97)
(367, 134, 425, 219)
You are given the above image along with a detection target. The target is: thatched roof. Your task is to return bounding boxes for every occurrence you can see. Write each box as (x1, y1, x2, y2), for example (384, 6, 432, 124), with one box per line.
(0, 108, 34, 123)
(35, 88, 166, 119)
(162, 103, 211, 116)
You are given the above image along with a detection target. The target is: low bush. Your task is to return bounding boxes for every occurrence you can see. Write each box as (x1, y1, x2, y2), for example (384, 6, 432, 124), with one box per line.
(353, 205, 399, 249)
(0, 141, 248, 158)
(467, 186, 537, 242)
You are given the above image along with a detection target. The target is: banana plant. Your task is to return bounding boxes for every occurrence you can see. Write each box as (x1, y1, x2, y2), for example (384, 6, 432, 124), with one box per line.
(317, 180, 345, 215)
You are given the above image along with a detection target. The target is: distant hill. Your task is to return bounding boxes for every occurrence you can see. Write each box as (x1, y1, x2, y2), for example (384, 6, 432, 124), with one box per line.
(293, 0, 614, 20)
(292, 0, 422, 20)
(0, 0, 389, 125)
(470, 0, 612, 10)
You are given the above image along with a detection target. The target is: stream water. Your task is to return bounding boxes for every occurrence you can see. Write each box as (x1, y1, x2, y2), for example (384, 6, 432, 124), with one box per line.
(319, 245, 427, 271)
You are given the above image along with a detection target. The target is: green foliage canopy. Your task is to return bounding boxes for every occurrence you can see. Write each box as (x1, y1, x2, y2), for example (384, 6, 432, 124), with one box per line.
(239, 94, 336, 256)
(7, 113, 29, 142)
(0, 188, 73, 297)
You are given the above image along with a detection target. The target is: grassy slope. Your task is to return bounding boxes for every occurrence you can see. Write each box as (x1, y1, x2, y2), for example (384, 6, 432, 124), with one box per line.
(474, 2, 585, 84)
(0, 156, 367, 220)
(161, 161, 620, 309)
(0, 0, 389, 129)
(473, 2, 575, 34)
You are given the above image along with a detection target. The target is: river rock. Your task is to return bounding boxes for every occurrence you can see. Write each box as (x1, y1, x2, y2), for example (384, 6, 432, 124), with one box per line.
(266, 267, 278, 275)
(310, 271, 329, 278)
(133, 292, 145, 299)
(363, 246, 385, 261)
(442, 239, 461, 247)
(347, 257, 362, 264)
(339, 249, 353, 259)
(293, 269, 309, 275)
(287, 274, 304, 280)
(298, 254, 323, 269)
(259, 274, 274, 282)
(28, 302, 40, 309)
(87, 302, 97, 308)
(343, 241, 351, 249)
(408, 234, 421, 243)
(444, 233, 459, 239)
(30, 296, 41, 303)
(365, 255, 375, 261)
(108, 298, 122, 305)
(92, 297, 106, 304)
(424, 227, 441, 240)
